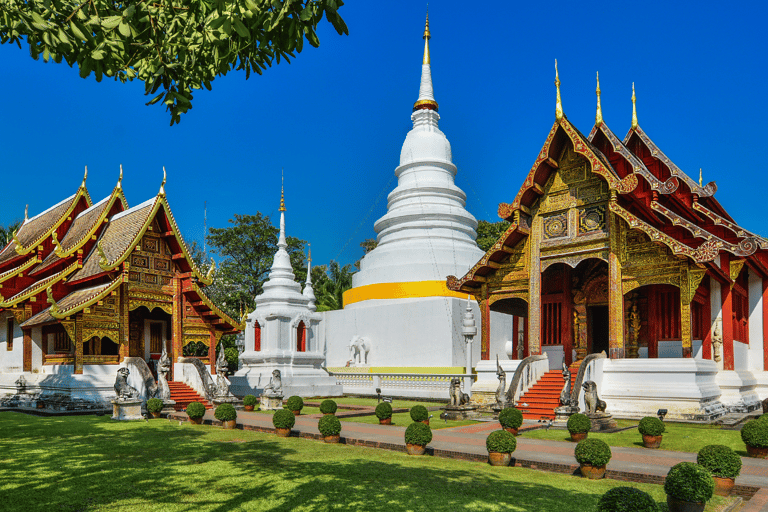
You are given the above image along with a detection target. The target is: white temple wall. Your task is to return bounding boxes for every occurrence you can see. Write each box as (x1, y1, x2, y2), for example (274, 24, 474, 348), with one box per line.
(748, 271, 764, 372)
(0, 313, 23, 373)
(488, 312, 515, 362)
(30, 326, 43, 373)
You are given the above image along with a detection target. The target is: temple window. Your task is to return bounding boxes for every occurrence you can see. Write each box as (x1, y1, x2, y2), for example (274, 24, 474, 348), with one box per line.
(542, 302, 562, 346)
(254, 321, 261, 351)
(656, 287, 681, 340)
(296, 321, 306, 352)
(691, 301, 704, 340)
(83, 336, 119, 356)
(149, 322, 163, 353)
(6, 318, 13, 351)
(43, 324, 72, 353)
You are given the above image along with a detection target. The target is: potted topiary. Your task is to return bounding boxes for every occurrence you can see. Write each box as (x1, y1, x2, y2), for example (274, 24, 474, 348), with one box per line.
(567, 413, 591, 442)
(286, 395, 304, 416)
(498, 407, 523, 436)
(410, 405, 430, 425)
(697, 444, 742, 496)
(376, 402, 393, 425)
(404, 421, 432, 455)
(740, 418, 768, 458)
(214, 403, 237, 429)
(596, 487, 659, 512)
(664, 462, 714, 512)
(186, 401, 206, 425)
(638, 416, 665, 449)
(574, 438, 612, 479)
(146, 398, 164, 419)
(243, 394, 258, 412)
(272, 409, 296, 437)
(318, 414, 342, 443)
(485, 429, 517, 466)
(320, 399, 338, 416)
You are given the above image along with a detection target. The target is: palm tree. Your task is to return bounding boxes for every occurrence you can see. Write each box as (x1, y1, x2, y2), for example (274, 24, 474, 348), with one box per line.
(0, 220, 22, 249)
(315, 261, 354, 311)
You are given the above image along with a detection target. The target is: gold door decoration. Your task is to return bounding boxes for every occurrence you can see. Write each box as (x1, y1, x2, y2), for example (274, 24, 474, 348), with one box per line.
(183, 322, 211, 347)
(81, 321, 120, 344)
(128, 291, 173, 315)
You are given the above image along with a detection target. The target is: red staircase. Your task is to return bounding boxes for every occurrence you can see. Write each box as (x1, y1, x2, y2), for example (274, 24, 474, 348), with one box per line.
(167, 381, 213, 411)
(517, 361, 581, 420)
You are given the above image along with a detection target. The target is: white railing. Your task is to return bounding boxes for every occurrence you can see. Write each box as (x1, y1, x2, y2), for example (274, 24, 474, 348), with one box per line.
(329, 372, 474, 400)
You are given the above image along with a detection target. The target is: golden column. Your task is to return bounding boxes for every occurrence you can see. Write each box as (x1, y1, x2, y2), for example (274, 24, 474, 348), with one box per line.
(607, 206, 625, 358)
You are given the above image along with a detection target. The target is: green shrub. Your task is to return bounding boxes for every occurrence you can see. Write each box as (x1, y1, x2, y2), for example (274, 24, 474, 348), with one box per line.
(146, 398, 163, 414)
(596, 487, 659, 512)
(741, 419, 768, 448)
(664, 462, 714, 503)
(272, 409, 296, 430)
(318, 414, 342, 436)
(638, 416, 665, 436)
(574, 438, 612, 467)
(485, 430, 517, 454)
(759, 413, 768, 422)
(186, 401, 206, 419)
(320, 399, 338, 415)
(697, 444, 742, 479)
(214, 403, 237, 422)
(285, 395, 304, 412)
(243, 394, 258, 407)
(498, 407, 523, 429)
(375, 402, 393, 420)
(404, 422, 432, 446)
(567, 413, 591, 434)
(410, 405, 429, 422)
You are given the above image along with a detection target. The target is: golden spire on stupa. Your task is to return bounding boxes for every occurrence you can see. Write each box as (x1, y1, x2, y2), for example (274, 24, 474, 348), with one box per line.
(279, 170, 286, 212)
(555, 60, 563, 121)
(423, 10, 431, 64)
(595, 72, 603, 128)
(631, 82, 638, 130)
(413, 11, 438, 112)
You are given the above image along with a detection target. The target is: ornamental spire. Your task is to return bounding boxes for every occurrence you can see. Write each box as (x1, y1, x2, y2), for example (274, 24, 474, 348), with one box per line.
(159, 167, 166, 196)
(279, 170, 286, 212)
(303, 244, 316, 311)
(413, 11, 438, 112)
(81, 166, 88, 189)
(631, 82, 638, 130)
(595, 72, 603, 128)
(555, 59, 563, 121)
(117, 164, 123, 189)
(699, 168, 703, 187)
(278, 179, 287, 248)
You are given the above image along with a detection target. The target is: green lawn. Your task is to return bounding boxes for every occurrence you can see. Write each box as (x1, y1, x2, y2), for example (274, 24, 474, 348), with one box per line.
(520, 419, 748, 455)
(0, 412, 733, 511)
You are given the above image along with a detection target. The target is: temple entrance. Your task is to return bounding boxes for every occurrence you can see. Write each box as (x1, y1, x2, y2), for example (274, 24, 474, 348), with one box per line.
(588, 305, 609, 354)
(129, 306, 172, 375)
(491, 297, 528, 360)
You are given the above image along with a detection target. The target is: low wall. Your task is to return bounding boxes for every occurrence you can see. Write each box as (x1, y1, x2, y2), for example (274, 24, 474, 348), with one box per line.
(330, 371, 471, 400)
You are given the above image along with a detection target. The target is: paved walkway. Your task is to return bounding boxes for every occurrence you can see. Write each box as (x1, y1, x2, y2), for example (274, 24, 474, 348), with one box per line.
(168, 408, 768, 511)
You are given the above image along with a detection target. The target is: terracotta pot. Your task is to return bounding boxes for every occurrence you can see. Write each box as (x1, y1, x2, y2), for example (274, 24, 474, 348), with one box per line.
(642, 434, 663, 449)
(579, 463, 606, 480)
(151, 411, 161, 419)
(666, 495, 705, 512)
(421, 419, 430, 426)
(275, 428, 291, 437)
(488, 451, 512, 466)
(323, 435, 340, 444)
(712, 476, 735, 497)
(222, 419, 237, 429)
(406, 443, 426, 455)
(36, 401, 44, 409)
(189, 416, 203, 425)
(244, 405, 255, 412)
(291, 410, 301, 416)
(504, 427, 519, 436)
(323, 412, 335, 416)
(570, 432, 588, 442)
(746, 444, 768, 458)
(379, 417, 392, 425)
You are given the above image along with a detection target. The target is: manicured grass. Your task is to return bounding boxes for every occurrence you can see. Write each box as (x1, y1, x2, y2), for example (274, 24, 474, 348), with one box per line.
(520, 419, 748, 455)
(0, 412, 733, 511)
(340, 411, 482, 430)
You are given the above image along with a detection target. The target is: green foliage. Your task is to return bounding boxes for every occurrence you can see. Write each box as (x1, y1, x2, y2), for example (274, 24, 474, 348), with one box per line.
(567, 413, 592, 434)
(741, 419, 768, 448)
(242, 395, 258, 407)
(638, 417, 665, 436)
(375, 402, 392, 420)
(313, 260, 354, 312)
(574, 438, 612, 467)
(404, 422, 432, 446)
(0, 220, 21, 248)
(214, 403, 237, 422)
(317, 414, 342, 437)
(319, 399, 337, 415)
(696, 445, 742, 479)
(146, 398, 163, 414)
(272, 409, 296, 430)
(596, 487, 659, 512)
(409, 405, 429, 422)
(285, 396, 304, 412)
(498, 407, 523, 429)
(223, 347, 239, 373)
(664, 462, 714, 503)
(185, 401, 206, 419)
(476, 220, 511, 252)
(0, 1, 347, 125)
(485, 430, 517, 454)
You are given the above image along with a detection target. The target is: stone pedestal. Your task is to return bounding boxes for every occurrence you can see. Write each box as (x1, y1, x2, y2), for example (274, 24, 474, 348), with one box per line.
(111, 399, 144, 421)
(553, 405, 579, 428)
(160, 399, 177, 415)
(213, 397, 244, 410)
(260, 395, 283, 411)
(587, 412, 618, 431)
(440, 405, 481, 420)
(490, 402, 515, 417)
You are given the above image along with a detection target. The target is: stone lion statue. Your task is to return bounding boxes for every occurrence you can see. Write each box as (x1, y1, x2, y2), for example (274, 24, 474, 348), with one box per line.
(582, 380, 606, 415)
(449, 377, 470, 407)
(114, 367, 139, 400)
(263, 369, 283, 397)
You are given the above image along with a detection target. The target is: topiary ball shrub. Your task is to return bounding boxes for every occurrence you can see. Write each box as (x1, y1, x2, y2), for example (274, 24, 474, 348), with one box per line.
(638, 416, 666, 436)
(498, 407, 524, 429)
(574, 438, 612, 467)
(285, 395, 304, 412)
(320, 399, 338, 415)
(567, 413, 592, 434)
(697, 444, 742, 479)
(664, 462, 714, 503)
(486, 429, 517, 454)
(741, 419, 768, 448)
(273, 409, 296, 430)
(410, 405, 429, 422)
(596, 487, 659, 512)
(146, 398, 164, 414)
(404, 422, 433, 446)
(243, 394, 258, 407)
(214, 403, 237, 422)
(375, 402, 393, 420)
(186, 401, 206, 419)
(318, 414, 342, 437)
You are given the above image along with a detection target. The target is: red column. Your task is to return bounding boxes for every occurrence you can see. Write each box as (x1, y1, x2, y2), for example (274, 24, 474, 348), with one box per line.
(763, 277, 768, 371)
(22, 329, 32, 372)
(512, 315, 519, 359)
(209, 332, 216, 374)
(481, 299, 490, 360)
(721, 255, 735, 370)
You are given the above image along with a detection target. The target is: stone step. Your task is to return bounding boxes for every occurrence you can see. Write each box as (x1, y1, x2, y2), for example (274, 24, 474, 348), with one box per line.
(167, 381, 212, 411)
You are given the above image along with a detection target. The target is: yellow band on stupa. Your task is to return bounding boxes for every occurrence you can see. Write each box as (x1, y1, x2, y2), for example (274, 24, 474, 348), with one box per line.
(342, 280, 468, 307)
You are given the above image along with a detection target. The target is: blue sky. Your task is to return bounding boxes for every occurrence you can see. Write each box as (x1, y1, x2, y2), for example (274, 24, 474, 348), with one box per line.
(0, 1, 766, 269)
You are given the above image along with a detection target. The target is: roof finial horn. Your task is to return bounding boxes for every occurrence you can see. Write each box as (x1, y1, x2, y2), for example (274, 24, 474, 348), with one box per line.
(81, 166, 88, 189)
(24, 204, 28, 221)
(631, 82, 638, 130)
(699, 168, 703, 188)
(159, 167, 166, 196)
(555, 59, 563, 121)
(595, 71, 603, 128)
(118, 164, 123, 189)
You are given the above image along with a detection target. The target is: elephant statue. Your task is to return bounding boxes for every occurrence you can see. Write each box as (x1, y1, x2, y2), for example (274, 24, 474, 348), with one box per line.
(348, 336, 371, 365)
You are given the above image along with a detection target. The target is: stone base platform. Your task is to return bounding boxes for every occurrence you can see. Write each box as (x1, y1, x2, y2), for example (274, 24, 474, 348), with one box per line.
(440, 405, 482, 420)
(588, 412, 618, 431)
(260, 395, 283, 411)
(111, 399, 144, 421)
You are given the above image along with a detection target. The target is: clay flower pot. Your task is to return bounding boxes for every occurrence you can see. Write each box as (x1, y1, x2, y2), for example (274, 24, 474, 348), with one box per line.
(151, 411, 162, 419)
(36, 401, 45, 409)
(421, 419, 430, 426)
(488, 452, 512, 466)
(222, 419, 237, 429)
(746, 444, 768, 458)
(570, 432, 588, 442)
(323, 435, 340, 444)
(189, 417, 204, 425)
(406, 443, 426, 455)
(504, 427, 519, 436)
(712, 476, 735, 497)
(290, 410, 301, 416)
(579, 463, 606, 480)
(642, 434, 663, 449)
(666, 495, 705, 512)
(244, 405, 255, 412)
(275, 428, 291, 437)
(379, 418, 392, 425)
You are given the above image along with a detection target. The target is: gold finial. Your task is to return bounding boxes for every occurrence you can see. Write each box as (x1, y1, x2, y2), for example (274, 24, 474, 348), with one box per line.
(595, 71, 603, 128)
(307, 243, 312, 263)
(24, 204, 28, 221)
(206, 257, 216, 281)
(97, 240, 109, 269)
(46, 286, 60, 315)
(699, 168, 703, 187)
(631, 82, 638, 130)
(555, 60, 563, 121)
(81, 166, 88, 189)
(52, 231, 65, 257)
(422, 10, 431, 65)
(118, 164, 123, 189)
(159, 167, 166, 195)
(279, 170, 286, 212)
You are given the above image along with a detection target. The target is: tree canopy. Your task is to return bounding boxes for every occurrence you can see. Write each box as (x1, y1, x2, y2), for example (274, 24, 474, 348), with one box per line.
(0, 220, 22, 248)
(0, 0, 347, 124)
(476, 219, 510, 252)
